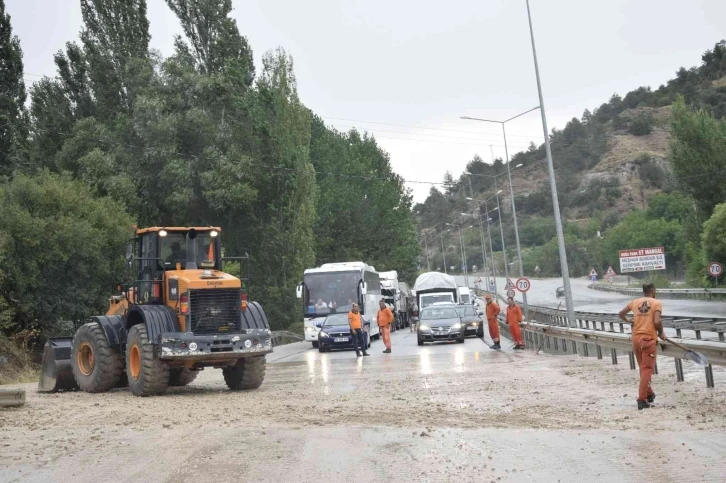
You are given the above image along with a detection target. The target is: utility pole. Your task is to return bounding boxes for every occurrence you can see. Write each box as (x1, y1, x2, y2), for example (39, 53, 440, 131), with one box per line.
(440, 231, 448, 274)
(526, 0, 576, 327)
(423, 233, 430, 271)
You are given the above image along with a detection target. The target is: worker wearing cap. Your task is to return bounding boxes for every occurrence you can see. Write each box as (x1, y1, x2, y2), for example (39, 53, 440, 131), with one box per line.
(485, 294, 501, 349)
(377, 299, 394, 353)
(506, 297, 525, 350)
(618, 282, 666, 410)
(348, 304, 369, 357)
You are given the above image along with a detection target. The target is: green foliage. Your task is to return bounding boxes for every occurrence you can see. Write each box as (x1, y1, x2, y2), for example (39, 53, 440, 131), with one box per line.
(669, 97, 726, 216)
(602, 211, 683, 273)
(644, 272, 672, 289)
(12, 0, 419, 334)
(629, 112, 654, 136)
(701, 203, 726, 264)
(0, 0, 29, 176)
(0, 172, 133, 336)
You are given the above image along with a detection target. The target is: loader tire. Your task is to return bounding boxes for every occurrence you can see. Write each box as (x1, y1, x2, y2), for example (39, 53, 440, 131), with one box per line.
(223, 356, 266, 391)
(126, 324, 169, 397)
(169, 368, 198, 387)
(71, 322, 123, 393)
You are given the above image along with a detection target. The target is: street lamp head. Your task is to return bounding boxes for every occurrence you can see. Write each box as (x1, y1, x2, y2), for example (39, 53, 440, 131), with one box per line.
(515, 163, 523, 168)
(466, 197, 473, 201)
(496, 190, 503, 195)
(464, 171, 472, 175)
(492, 207, 499, 212)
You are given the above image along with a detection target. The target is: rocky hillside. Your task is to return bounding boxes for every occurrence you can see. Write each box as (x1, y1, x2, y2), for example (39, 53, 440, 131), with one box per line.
(415, 40, 726, 277)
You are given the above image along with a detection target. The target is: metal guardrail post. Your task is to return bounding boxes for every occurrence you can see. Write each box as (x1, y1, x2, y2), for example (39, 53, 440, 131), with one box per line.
(654, 361, 658, 375)
(675, 358, 684, 382)
(628, 352, 636, 370)
(705, 365, 715, 388)
(611, 349, 618, 364)
(596, 344, 603, 360)
(676, 328, 682, 338)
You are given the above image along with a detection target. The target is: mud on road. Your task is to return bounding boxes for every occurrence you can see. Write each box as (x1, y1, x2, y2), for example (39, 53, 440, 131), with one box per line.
(2, 339, 726, 482)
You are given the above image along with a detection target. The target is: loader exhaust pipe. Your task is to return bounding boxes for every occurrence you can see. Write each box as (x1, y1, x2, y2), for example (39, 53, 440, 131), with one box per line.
(38, 338, 78, 393)
(185, 229, 198, 270)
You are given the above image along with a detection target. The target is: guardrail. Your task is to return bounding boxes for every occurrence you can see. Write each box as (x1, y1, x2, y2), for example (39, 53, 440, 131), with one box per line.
(590, 284, 726, 300)
(495, 304, 726, 388)
(271, 330, 305, 347)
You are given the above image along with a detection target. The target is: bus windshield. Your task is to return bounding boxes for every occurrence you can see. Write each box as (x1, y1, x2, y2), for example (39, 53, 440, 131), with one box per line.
(304, 271, 360, 317)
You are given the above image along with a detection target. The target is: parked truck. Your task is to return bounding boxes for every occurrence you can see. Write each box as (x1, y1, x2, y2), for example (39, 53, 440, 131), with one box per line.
(379, 271, 408, 330)
(413, 272, 458, 310)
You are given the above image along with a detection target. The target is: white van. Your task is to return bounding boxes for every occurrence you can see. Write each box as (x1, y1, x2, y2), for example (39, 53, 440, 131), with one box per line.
(457, 286, 472, 305)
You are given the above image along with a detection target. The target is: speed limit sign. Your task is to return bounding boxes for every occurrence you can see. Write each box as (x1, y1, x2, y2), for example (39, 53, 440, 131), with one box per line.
(708, 262, 723, 277)
(515, 277, 531, 293)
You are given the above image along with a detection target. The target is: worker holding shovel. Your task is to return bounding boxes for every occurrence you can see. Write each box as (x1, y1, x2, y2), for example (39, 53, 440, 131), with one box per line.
(618, 282, 667, 410)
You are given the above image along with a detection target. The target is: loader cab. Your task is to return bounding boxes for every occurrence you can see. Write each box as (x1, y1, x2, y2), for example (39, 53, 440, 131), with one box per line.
(130, 227, 223, 305)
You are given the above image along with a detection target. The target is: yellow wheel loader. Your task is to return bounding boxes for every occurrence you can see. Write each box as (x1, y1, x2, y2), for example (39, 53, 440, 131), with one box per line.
(38, 227, 272, 397)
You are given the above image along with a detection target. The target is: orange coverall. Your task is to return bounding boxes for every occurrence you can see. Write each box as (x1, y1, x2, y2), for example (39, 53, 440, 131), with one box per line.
(506, 303, 524, 346)
(377, 307, 394, 350)
(486, 301, 501, 343)
(628, 297, 662, 402)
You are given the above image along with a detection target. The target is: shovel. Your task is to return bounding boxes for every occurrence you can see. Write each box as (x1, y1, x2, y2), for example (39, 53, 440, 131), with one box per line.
(664, 337, 709, 366)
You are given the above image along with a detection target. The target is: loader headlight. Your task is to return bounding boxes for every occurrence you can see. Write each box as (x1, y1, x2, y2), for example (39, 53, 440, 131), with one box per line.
(305, 326, 317, 332)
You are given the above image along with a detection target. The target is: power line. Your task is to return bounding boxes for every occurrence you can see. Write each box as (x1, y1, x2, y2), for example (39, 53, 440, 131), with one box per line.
(320, 115, 540, 140)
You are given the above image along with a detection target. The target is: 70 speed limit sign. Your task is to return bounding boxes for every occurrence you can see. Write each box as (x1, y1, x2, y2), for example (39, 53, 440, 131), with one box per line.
(708, 262, 723, 277)
(515, 277, 531, 293)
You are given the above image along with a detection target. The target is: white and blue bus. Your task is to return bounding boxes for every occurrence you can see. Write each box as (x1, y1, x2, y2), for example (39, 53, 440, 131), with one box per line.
(296, 262, 381, 348)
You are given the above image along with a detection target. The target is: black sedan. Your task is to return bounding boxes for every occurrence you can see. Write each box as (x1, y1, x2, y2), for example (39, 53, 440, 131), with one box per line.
(317, 313, 371, 353)
(456, 305, 484, 338)
(417, 306, 465, 345)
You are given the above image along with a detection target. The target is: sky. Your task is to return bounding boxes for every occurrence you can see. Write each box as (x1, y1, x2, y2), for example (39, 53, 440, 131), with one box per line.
(6, 0, 726, 202)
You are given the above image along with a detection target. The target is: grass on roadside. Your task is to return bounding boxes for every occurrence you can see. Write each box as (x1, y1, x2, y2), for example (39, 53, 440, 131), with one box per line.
(0, 336, 39, 385)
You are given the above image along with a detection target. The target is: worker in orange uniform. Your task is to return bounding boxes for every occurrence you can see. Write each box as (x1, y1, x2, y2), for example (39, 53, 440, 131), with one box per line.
(618, 282, 666, 410)
(377, 299, 394, 353)
(484, 294, 501, 349)
(506, 297, 525, 350)
(348, 304, 369, 357)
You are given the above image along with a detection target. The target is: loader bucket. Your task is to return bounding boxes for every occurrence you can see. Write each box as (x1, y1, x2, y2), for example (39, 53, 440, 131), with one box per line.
(38, 338, 78, 393)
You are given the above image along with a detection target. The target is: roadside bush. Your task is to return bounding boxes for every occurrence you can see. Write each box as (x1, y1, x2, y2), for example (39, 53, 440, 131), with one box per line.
(629, 112, 654, 136)
(644, 272, 672, 289)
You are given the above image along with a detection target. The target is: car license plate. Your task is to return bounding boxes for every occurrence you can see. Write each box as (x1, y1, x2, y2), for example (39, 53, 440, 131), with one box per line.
(434, 331, 446, 336)
(334, 337, 348, 342)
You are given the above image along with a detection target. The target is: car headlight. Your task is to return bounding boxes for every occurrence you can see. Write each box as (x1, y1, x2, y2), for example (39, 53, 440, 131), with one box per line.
(419, 324, 431, 331)
(318, 331, 329, 338)
(451, 323, 461, 330)
(471, 322, 478, 327)
(305, 326, 316, 332)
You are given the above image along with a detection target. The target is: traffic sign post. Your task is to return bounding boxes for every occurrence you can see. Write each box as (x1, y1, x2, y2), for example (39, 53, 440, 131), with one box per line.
(708, 262, 723, 286)
(515, 277, 531, 293)
(608, 276, 614, 284)
(507, 289, 516, 299)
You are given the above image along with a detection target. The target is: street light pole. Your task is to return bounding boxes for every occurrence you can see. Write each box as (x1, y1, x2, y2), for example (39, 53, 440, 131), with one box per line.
(493, 185, 509, 284)
(525, 0, 576, 327)
(461, 110, 538, 318)
(502, 122, 529, 317)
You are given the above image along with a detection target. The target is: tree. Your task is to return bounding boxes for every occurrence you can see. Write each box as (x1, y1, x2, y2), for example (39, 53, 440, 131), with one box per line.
(702, 203, 726, 264)
(80, 0, 152, 117)
(669, 97, 726, 215)
(0, 172, 133, 336)
(165, 0, 254, 84)
(0, 0, 29, 176)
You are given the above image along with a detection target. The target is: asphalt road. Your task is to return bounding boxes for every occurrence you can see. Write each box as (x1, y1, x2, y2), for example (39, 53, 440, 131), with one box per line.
(3, 326, 726, 483)
(456, 275, 726, 318)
